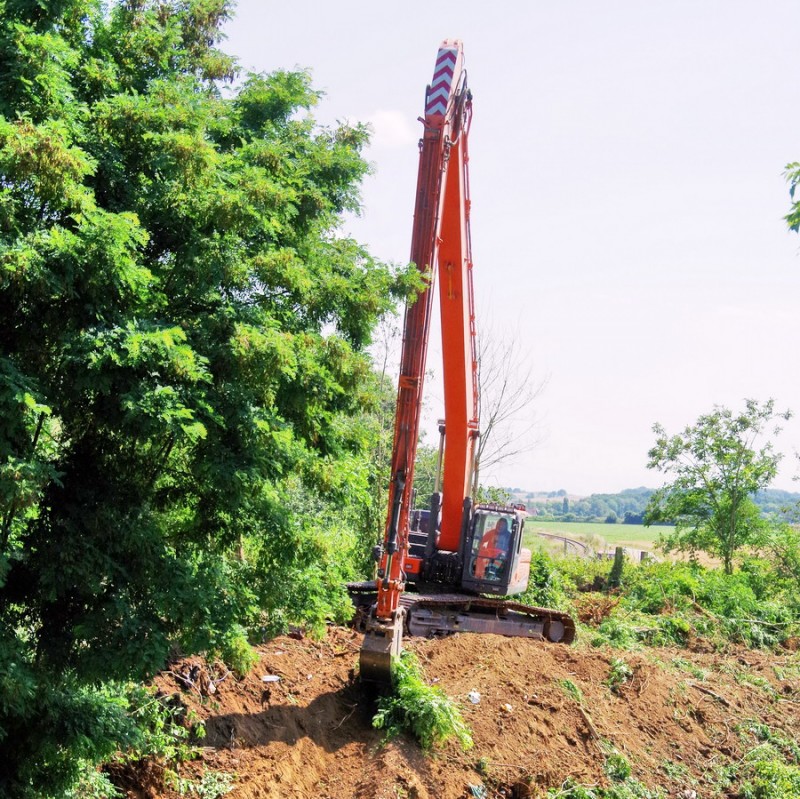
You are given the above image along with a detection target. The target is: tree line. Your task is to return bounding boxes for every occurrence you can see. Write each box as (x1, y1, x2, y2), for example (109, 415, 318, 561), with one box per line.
(516, 485, 799, 525)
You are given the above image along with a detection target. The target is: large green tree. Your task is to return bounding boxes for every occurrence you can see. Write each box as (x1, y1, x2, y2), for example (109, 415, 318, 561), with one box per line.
(0, 1, 413, 794)
(645, 399, 791, 574)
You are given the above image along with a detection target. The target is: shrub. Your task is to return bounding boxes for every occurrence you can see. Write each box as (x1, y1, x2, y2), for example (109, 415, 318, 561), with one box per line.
(521, 551, 571, 609)
(216, 625, 258, 679)
(605, 658, 633, 694)
(605, 750, 632, 782)
(372, 651, 473, 751)
(740, 744, 800, 799)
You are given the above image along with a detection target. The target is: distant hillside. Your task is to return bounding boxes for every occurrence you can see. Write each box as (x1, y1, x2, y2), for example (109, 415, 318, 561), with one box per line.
(507, 486, 800, 523)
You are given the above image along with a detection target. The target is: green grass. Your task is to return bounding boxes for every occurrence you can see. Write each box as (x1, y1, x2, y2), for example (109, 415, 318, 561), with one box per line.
(525, 520, 662, 552)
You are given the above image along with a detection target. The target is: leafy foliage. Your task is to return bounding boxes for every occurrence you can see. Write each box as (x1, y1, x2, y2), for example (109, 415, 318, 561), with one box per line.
(0, 1, 414, 795)
(547, 776, 665, 798)
(784, 161, 800, 233)
(645, 400, 791, 573)
(372, 650, 473, 751)
(605, 658, 633, 695)
(537, 551, 799, 652)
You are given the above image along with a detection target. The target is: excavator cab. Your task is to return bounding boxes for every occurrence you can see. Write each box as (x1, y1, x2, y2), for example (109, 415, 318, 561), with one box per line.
(461, 507, 531, 596)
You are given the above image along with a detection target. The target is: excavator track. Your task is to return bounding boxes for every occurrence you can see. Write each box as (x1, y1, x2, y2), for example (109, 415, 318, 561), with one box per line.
(348, 582, 576, 645)
(403, 592, 576, 643)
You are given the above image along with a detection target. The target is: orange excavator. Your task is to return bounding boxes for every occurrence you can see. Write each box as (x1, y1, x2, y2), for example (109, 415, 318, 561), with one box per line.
(352, 40, 575, 681)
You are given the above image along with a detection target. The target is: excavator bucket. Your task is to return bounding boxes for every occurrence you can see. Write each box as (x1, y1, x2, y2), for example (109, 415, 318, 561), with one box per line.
(358, 609, 404, 683)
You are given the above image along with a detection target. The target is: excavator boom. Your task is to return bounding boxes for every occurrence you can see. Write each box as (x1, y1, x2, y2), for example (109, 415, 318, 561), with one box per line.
(358, 41, 574, 682)
(367, 41, 471, 622)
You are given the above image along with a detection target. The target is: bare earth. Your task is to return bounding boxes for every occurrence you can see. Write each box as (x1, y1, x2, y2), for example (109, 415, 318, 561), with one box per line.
(124, 627, 800, 799)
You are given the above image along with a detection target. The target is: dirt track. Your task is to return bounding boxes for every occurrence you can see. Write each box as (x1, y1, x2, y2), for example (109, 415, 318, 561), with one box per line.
(128, 627, 800, 799)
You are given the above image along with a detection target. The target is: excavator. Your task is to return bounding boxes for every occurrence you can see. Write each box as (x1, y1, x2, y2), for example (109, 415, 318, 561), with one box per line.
(351, 40, 575, 682)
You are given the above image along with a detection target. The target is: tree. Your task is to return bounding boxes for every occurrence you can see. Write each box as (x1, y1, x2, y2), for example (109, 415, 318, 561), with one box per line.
(645, 399, 792, 573)
(475, 322, 547, 475)
(0, 2, 414, 794)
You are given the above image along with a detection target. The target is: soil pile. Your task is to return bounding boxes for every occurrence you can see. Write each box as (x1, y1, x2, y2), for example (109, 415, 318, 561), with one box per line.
(130, 628, 800, 798)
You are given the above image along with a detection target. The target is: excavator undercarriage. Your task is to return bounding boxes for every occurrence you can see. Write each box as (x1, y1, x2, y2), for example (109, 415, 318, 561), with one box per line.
(350, 582, 576, 681)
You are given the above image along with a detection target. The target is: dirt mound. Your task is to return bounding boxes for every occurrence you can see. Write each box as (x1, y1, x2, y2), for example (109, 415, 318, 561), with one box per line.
(134, 628, 800, 799)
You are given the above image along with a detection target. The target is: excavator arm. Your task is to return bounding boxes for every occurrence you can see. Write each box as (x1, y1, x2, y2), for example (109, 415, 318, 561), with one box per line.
(360, 40, 477, 680)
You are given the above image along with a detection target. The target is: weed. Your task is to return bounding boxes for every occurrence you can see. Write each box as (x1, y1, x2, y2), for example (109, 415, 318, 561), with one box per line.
(520, 551, 572, 610)
(475, 756, 490, 776)
(123, 684, 196, 765)
(660, 759, 690, 782)
(547, 776, 666, 798)
(773, 662, 800, 682)
(605, 658, 633, 695)
(65, 765, 123, 799)
(215, 624, 258, 678)
(557, 678, 585, 705)
(591, 616, 641, 650)
(739, 743, 800, 799)
(372, 651, 473, 751)
(734, 671, 779, 699)
(737, 720, 800, 762)
(604, 751, 632, 782)
(168, 770, 235, 798)
(670, 657, 707, 681)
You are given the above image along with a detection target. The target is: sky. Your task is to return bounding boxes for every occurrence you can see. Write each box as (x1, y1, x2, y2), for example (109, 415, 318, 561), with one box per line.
(222, 1, 800, 496)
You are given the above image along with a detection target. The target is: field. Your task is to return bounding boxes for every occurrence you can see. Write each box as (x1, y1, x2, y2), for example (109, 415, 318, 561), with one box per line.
(525, 519, 663, 556)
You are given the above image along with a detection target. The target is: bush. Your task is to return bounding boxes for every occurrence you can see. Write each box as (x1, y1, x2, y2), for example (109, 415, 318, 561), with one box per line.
(740, 744, 800, 799)
(520, 551, 571, 609)
(591, 616, 641, 650)
(372, 651, 473, 751)
(216, 625, 258, 679)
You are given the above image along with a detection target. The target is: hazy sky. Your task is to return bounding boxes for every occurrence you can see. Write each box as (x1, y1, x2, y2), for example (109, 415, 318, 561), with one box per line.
(223, 1, 800, 495)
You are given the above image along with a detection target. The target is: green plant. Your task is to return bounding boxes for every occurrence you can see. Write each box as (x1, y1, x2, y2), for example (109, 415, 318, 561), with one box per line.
(475, 756, 490, 775)
(0, 0, 419, 793)
(216, 625, 258, 679)
(660, 759, 690, 782)
(64, 765, 123, 799)
(520, 551, 571, 610)
(669, 658, 706, 680)
(650, 616, 692, 647)
(645, 400, 791, 574)
(557, 678, 585, 705)
(372, 651, 473, 751)
(738, 720, 800, 762)
(591, 616, 641, 650)
(168, 770, 235, 798)
(739, 744, 800, 799)
(547, 776, 665, 798)
(605, 658, 633, 694)
(123, 684, 197, 766)
(604, 751, 632, 782)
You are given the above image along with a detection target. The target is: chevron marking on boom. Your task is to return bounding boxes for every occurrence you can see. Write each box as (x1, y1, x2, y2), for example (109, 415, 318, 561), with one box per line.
(425, 47, 458, 117)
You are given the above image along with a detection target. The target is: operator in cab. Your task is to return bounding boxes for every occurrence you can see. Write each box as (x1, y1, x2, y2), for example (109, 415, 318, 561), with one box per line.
(474, 516, 511, 579)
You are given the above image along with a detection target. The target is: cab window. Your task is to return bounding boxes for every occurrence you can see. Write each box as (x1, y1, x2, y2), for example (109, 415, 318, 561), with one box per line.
(470, 514, 512, 583)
